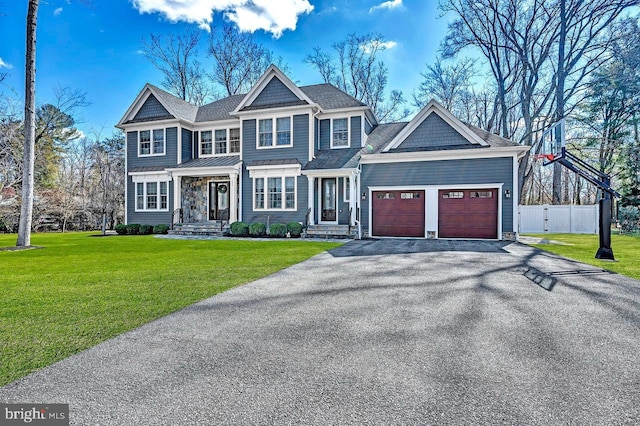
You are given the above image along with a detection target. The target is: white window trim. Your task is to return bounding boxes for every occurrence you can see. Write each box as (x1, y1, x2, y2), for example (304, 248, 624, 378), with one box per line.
(256, 116, 293, 149)
(252, 176, 297, 211)
(199, 127, 242, 157)
(138, 128, 166, 157)
(134, 180, 170, 212)
(330, 117, 350, 149)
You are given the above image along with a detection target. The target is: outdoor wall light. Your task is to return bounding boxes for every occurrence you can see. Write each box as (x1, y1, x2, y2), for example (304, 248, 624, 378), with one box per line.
(504, 189, 511, 199)
(362, 192, 367, 200)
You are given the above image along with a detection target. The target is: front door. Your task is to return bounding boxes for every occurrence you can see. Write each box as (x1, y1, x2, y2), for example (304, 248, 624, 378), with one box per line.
(209, 181, 230, 220)
(321, 178, 337, 222)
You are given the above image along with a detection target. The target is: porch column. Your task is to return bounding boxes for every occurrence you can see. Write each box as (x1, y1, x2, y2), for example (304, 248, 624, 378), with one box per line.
(230, 172, 238, 223)
(307, 176, 315, 225)
(349, 173, 356, 225)
(173, 175, 181, 211)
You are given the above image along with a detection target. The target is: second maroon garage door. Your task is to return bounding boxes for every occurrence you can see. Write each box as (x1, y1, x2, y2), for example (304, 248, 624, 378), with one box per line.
(438, 189, 498, 239)
(372, 190, 425, 237)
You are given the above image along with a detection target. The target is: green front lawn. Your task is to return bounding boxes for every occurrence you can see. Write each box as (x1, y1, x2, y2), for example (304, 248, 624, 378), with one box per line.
(526, 233, 640, 280)
(0, 233, 341, 386)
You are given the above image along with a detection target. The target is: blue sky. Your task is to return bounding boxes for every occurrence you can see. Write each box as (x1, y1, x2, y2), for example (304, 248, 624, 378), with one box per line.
(0, 1, 452, 137)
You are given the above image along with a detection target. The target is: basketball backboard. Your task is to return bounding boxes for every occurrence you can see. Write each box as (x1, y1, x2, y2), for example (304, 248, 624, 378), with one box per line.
(538, 119, 565, 164)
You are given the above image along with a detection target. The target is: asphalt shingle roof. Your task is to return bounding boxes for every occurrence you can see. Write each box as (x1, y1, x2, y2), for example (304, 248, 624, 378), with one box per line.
(196, 95, 245, 122)
(128, 166, 168, 173)
(300, 84, 366, 110)
(148, 84, 198, 122)
(303, 148, 362, 170)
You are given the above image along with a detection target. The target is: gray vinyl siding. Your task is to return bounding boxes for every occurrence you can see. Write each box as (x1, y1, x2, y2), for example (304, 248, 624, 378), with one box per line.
(127, 127, 178, 169)
(351, 116, 361, 148)
(181, 128, 192, 163)
(242, 115, 309, 164)
(361, 157, 514, 233)
(338, 177, 350, 225)
(397, 113, 470, 149)
(240, 170, 309, 225)
(319, 119, 330, 150)
(241, 114, 311, 223)
(133, 94, 172, 121)
(126, 177, 174, 226)
(249, 77, 300, 107)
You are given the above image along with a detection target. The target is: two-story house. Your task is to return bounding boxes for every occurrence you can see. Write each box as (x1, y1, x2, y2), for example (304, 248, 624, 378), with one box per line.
(117, 65, 528, 239)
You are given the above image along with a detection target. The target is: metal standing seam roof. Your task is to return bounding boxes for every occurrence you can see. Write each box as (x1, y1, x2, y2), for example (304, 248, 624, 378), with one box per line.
(175, 156, 241, 168)
(247, 159, 301, 167)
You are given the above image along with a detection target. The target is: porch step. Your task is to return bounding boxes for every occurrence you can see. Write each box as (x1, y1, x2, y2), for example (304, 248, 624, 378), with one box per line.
(305, 225, 357, 239)
(169, 222, 229, 236)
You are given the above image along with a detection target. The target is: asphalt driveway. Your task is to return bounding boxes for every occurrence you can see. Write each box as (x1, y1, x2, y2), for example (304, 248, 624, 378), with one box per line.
(1, 239, 639, 425)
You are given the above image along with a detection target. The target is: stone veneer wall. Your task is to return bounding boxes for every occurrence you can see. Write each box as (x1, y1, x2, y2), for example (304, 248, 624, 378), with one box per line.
(181, 175, 231, 222)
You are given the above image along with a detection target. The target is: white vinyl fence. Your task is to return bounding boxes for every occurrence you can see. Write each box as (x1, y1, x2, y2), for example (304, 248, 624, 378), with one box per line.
(519, 204, 599, 234)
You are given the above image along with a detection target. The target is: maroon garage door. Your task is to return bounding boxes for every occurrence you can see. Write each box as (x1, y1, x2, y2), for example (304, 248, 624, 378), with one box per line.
(372, 190, 425, 237)
(438, 189, 498, 239)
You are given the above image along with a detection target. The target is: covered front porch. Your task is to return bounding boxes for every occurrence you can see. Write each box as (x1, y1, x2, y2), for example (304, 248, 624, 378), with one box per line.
(303, 169, 360, 238)
(167, 162, 242, 226)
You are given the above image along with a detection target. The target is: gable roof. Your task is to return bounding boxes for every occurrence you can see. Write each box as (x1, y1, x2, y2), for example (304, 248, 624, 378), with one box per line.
(117, 83, 198, 127)
(232, 64, 317, 114)
(382, 99, 488, 152)
(300, 84, 366, 110)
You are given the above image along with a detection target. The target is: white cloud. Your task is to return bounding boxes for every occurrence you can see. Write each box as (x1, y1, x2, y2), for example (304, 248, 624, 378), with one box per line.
(369, 0, 402, 13)
(54, 7, 63, 16)
(360, 40, 397, 54)
(0, 57, 13, 69)
(131, 0, 314, 37)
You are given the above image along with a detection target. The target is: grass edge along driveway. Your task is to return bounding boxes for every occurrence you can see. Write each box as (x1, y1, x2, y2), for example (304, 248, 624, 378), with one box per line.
(0, 232, 341, 386)
(526, 233, 640, 280)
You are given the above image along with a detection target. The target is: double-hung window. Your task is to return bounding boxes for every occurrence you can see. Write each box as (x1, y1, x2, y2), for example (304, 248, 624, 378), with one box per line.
(201, 131, 213, 155)
(229, 128, 240, 153)
(332, 118, 349, 148)
(258, 117, 292, 148)
(215, 129, 227, 154)
(258, 119, 273, 147)
(139, 129, 164, 156)
(253, 176, 296, 210)
(135, 181, 168, 211)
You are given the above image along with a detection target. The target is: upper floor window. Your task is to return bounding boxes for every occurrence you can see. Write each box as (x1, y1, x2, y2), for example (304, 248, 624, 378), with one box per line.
(139, 129, 165, 156)
(258, 117, 292, 148)
(201, 131, 213, 155)
(201, 128, 241, 156)
(215, 129, 227, 154)
(332, 118, 349, 148)
(229, 128, 240, 153)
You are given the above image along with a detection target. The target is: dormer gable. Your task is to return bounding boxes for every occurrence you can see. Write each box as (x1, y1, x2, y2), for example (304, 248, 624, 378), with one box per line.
(133, 94, 173, 122)
(232, 64, 318, 114)
(382, 99, 488, 152)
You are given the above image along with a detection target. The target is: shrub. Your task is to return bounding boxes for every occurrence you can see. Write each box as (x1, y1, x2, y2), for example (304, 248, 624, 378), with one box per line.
(139, 224, 154, 235)
(619, 206, 640, 233)
(269, 223, 287, 238)
(230, 221, 249, 237)
(115, 224, 128, 235)
(126, 223, 141, 235)
(153, 224, 169, 234)
(249, 222, 266, 237)
(287, 222, 303, 238)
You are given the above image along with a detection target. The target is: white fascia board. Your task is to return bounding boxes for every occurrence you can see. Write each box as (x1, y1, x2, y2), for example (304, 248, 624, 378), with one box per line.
(246, 163, 301, 171)
(117, 84, 152, 128)
(231, 104, 317, 118)
(192, 119, 240, 130)
(360, 146, 529, 164)
(119, 119, 182, 132)
(316, 106, 370, 118)
(166, 165, 241, 177)
(301, 168, 358, 177)
(382, 99, 488, 152)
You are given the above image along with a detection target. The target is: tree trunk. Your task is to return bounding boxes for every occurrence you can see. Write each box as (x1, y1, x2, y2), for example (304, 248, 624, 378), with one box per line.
(16, 0, 39, 247)
(552, 0, 566, 205)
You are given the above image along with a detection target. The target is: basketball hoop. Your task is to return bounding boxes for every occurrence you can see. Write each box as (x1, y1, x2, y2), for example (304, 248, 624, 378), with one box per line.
(534, 153, 555, 161)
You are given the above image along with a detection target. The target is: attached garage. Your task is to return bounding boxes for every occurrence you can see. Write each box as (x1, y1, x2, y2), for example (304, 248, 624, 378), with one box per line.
(438, 189, 498, 239)
(372, 190, 425, 237)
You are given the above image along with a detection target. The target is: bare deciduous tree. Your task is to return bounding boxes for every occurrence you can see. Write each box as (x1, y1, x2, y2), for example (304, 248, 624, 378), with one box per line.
(208, 23, 290, 96)
(141, 32, 212, 106)
(305, 33, 410, 123)
(413, 56, 475, 111)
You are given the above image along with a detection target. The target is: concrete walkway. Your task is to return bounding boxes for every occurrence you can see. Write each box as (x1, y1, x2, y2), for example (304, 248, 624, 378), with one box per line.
(1, 240, 638, 425)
